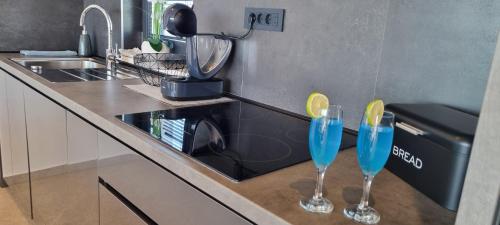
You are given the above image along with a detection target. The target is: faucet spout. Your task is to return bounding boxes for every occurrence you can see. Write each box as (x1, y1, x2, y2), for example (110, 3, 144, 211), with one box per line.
(79, 4, 113, 29)
(79, 4, 115, 72)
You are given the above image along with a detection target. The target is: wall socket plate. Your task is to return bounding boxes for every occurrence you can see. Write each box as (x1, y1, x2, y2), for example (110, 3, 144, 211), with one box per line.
(244, 7, 285, 32)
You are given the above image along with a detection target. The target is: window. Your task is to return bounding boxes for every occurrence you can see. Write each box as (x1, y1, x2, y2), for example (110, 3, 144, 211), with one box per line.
(160, 1, 193, 37)
(144, 0, 193, 40)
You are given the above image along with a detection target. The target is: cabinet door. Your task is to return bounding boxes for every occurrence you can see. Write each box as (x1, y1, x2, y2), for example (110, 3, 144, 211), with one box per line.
(62, 112, 99, 225)
(98, 131, 252, 225)
(24, 87, 67, 172)
(2, 74, 31, 218)
(0, 70, 12, 178)
(99, 183, 148, 225)
(24, 86, 67, 224)
(5, 75, 29, 176)
(24, 87, 99, 225)
(67, 113, 98, 164)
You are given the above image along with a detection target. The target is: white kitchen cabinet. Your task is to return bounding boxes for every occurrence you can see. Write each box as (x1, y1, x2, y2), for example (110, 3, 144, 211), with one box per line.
(5, 75, 29, 176)
(24, 85, 68, 224)
(0, 71, 31, 218)
(98, 131, 253, 225)
(25, 94, 99, 225)
(0, 68, 100, 224)
(67, 112, 98, 164)
(0, 70, 12, 177)
(29, 111, 99, 225)
(24, 86, 67, 172)
(64, 112, 99, 225)
(68, 111, 100, 224)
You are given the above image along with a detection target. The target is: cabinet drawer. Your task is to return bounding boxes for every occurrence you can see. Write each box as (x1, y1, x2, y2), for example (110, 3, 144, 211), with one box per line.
(97, 132, 252, 225)
(99, 183, 148, 225)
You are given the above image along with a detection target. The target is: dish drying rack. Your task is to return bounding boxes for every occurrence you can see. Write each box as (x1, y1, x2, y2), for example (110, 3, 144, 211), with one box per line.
(133, 53, 188, 86)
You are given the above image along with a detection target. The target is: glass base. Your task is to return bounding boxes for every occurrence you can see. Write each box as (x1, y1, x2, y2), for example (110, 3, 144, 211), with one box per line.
(343, 204, 380, 224)
(299, 197, 334, 214)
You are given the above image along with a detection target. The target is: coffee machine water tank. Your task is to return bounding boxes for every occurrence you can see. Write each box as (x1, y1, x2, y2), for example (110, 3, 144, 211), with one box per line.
(163, 4, 233, 80)
(159, 4, 231, 101)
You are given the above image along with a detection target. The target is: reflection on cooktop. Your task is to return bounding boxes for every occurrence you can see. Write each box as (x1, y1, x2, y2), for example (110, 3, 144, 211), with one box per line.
(117, 100, 356, 181)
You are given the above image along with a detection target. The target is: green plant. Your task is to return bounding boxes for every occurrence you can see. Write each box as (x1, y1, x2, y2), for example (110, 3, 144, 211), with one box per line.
(148, 0, 165, 52)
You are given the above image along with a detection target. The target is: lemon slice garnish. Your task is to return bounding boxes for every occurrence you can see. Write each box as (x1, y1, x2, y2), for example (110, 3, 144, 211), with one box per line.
(365, 99, 384, 126)
(306, 92, 329, 118)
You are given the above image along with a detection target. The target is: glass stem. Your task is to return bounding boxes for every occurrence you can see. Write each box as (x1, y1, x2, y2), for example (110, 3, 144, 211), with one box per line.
(358, 175, 374, 210)
(313, 168, 327, 200)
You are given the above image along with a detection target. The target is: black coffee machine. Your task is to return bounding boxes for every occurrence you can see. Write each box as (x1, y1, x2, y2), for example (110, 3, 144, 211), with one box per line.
(160, 4, 232, 100)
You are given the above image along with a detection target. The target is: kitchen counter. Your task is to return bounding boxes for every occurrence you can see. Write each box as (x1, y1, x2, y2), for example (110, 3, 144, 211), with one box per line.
(0, 53, 456, 225)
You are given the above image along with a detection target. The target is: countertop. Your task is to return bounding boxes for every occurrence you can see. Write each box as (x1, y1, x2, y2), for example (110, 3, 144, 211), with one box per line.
(0, 53, 456, 225)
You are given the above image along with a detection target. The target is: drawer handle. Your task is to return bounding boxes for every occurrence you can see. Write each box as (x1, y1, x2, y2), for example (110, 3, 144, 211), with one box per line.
(396, 122, 425, 136)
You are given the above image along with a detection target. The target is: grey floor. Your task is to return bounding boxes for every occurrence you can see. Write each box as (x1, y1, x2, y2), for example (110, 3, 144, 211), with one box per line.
(0, 187, 30, 225)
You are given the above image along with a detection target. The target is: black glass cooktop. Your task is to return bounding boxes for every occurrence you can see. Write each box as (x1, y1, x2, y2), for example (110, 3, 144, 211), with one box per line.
(117, 100, 356, 181)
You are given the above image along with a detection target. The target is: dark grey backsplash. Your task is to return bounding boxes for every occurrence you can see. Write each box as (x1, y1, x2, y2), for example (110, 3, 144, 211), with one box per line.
(83, 0, 142, 57)
(2, 0, 496, 130)
(82, 0, 122, 57)
(0, 0, 83, 51)
(83, 0, 143, 57)
(195, 0, 500, 129)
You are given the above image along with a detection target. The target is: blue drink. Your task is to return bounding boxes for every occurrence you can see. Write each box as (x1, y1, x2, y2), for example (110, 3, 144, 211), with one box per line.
(344, 111, 395, 224)
(300, 105, 343, 214)
(309, 118, 343, 168)
(357, 124, 394, 176)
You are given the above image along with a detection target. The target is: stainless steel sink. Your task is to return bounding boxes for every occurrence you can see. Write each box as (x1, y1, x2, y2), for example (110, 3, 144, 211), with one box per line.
(10, 58, 137, 82)
(11, 58, 105, 69)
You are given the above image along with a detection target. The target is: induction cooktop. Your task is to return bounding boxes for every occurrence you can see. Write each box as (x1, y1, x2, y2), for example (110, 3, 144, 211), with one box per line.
(117, 100, 356, 181)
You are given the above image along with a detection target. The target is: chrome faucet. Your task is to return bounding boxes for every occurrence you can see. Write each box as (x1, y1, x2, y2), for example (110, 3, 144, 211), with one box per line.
(79, 4, 116, 73)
